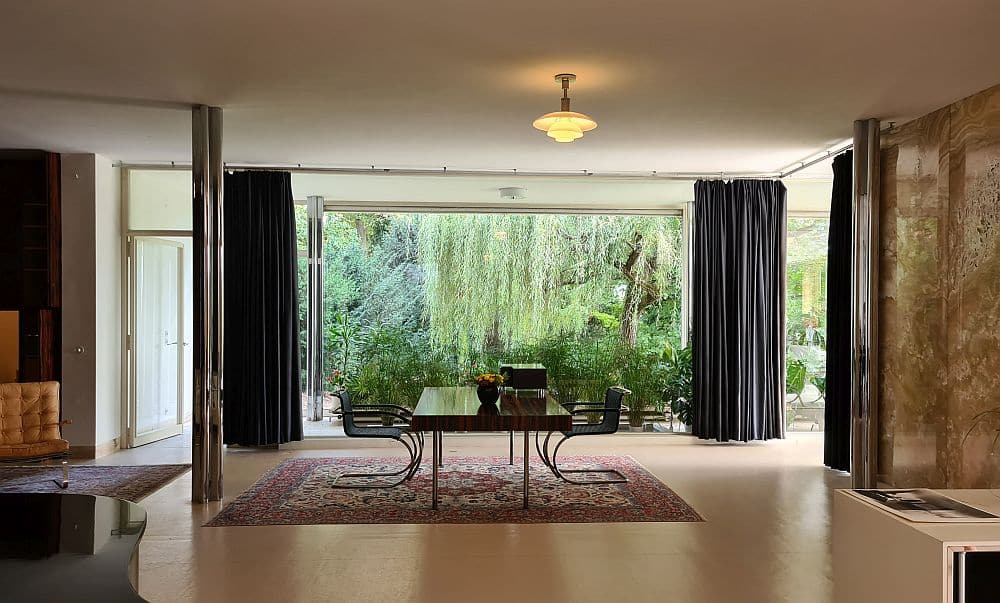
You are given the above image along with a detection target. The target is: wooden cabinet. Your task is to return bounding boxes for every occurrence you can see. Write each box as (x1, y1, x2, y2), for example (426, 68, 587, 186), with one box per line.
(17, 308, 59, 382)
(0, 150, 61, 381)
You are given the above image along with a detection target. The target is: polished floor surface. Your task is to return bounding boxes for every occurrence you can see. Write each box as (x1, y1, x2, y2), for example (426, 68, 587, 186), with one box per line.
(92, 433, 848, 603)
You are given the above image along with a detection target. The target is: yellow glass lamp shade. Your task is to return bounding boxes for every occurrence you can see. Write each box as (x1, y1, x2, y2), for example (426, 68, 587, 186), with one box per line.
(532, 111, 597, 143)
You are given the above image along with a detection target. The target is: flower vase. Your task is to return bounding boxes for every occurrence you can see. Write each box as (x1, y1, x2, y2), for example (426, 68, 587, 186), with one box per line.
(476, 384, 500, 405)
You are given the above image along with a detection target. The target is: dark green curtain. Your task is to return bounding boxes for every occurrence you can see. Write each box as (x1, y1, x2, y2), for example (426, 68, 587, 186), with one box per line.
(824, 151, 853, 471)
(692, 179, 786, 442)
(223, 170, 302, 446)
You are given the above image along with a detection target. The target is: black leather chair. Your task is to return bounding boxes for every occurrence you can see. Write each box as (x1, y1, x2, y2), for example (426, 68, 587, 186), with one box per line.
(331, 390, 423, 489)
(536, 386, 630, 484)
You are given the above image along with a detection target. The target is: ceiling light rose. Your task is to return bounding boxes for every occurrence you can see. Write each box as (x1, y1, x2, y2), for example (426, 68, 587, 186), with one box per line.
(532, 74, 597, 143)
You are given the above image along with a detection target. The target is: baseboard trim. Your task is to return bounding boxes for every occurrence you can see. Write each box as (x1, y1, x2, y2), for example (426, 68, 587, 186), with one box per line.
(70, 439, 119, 459)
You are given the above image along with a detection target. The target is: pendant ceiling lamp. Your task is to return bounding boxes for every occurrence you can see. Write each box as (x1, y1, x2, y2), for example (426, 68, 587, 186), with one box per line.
(532, 73, 597, 143)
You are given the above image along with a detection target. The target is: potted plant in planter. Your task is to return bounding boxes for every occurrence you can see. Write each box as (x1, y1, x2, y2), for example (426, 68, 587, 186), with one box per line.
(627, 400, 648, 431)
(348, 326, 432, 426)
(618, 344, 666, 432)
(662, 343, 694, 433)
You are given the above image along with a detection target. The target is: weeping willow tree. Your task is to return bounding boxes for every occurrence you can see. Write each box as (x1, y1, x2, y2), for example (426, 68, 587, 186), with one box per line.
(417, 213, 681, 351)
(612, 223, 680, 346)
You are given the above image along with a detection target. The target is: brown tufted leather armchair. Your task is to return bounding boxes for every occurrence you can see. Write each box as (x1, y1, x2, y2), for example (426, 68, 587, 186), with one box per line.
(0, 381, 70, 488)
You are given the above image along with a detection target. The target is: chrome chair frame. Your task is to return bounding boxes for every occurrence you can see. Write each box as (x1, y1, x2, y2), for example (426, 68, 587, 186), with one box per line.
(0, 453, 70, 489)
(331, 393, 424, 489)
(536, 386, 630, 485)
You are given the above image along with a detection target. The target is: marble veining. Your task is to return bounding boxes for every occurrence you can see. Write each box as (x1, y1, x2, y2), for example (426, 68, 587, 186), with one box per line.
(878, 83, 1000, 489)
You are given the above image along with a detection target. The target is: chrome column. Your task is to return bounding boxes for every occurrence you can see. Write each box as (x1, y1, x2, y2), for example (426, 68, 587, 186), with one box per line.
(192, 105, 225, 503)
(207, 107, 224, 501)
(306, 195, 324, 421)
(192, 106, 210, 503)
(851, 118, 880, 488)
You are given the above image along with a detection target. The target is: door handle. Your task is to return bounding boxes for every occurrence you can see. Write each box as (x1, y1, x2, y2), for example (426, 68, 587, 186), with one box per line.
(165, 341, 189, 346)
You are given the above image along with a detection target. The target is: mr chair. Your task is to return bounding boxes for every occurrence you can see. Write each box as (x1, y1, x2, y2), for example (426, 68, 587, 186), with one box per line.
(331, 390, 423, 489)
(536, 386, 630, 485)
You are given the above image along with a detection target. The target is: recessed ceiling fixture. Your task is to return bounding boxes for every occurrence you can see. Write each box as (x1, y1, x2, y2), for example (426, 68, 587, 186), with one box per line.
(532, 74, 597, 143)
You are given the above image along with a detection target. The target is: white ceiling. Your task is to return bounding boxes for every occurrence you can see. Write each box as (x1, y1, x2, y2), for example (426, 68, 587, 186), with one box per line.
(1, 0, 998, 173)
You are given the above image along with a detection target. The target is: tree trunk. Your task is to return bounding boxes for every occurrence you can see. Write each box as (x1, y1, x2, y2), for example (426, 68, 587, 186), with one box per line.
(618, 232, 646, 347)
(620, 284, 641, 347)
(483, 319, 504, 352)
(616, 231, 661, 347)
(354, 217, 370, 254)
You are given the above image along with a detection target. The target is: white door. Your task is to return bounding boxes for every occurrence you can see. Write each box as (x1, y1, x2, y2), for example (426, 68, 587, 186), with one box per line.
(127, 236, 185, 447)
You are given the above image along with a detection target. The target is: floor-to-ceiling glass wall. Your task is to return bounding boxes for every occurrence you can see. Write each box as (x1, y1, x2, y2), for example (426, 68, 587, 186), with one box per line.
(785, 215, 830, 432)
(241, 173, 837, 438)
(293, 203, 318, 433)
(302, 209, 687, 435)
(123, 170, 832, 442)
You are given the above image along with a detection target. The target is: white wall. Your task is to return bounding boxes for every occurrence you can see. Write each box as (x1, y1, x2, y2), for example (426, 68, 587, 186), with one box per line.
(61, 154, 99, 450)
(126, 169, 191, 229)
(784, 178, 833, 213)
(95, 161, 122, 447)
(125, 168, 832, 213)
(60, 154, 122, 456)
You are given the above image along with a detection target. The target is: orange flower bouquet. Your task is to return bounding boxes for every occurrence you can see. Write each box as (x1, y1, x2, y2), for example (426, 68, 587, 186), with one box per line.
(473, 373, 506, 387)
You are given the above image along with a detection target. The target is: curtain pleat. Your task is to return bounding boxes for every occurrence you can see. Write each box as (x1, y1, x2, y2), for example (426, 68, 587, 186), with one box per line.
(824, 152, 853, 470)
(693, 179, 786, 442)
(223, 171, 302, 446)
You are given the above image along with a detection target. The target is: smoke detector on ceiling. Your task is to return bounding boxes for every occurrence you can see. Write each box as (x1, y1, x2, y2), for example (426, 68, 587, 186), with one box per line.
(498, 186, 527, 200)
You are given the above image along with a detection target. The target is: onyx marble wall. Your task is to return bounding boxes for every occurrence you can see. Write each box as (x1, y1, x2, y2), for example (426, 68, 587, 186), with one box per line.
(879, 83, 1000, 488)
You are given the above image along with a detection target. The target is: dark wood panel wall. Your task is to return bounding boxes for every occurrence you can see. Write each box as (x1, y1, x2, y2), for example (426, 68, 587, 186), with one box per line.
(0, 150, 61, 382)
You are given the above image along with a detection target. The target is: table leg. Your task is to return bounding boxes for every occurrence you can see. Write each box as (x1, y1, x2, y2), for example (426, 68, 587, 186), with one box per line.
(432, 431, 439, 510)
(523, 429, 529, 510)
(509, 431, 514, 465)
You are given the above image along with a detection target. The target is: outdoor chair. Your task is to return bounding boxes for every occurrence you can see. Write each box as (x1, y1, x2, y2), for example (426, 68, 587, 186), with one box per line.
(331, 390, 423, 489)
(536, 386, 630, 485)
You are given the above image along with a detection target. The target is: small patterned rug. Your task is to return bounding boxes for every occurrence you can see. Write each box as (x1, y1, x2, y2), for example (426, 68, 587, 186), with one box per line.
(0, 464, 190, 502)
(207, 456, 701, 526)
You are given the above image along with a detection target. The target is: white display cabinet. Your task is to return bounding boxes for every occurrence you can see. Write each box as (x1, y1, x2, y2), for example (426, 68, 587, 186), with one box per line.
(833, 489, 1000, 603)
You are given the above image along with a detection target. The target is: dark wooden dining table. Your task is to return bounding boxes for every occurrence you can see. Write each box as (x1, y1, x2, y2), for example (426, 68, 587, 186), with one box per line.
(410, 386, 572, 510)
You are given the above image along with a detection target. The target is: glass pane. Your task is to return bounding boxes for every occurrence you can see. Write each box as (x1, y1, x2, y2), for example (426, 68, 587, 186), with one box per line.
(134, 237, 183, 436)
(294, 204, 310, 432)
(314, 212, 685, 435)
(785, 217, 830, 432)
(127, 169, 192, 231)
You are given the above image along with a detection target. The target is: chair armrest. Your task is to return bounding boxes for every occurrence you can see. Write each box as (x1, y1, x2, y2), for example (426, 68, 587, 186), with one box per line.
(355, 404, 413, 416)
(41, 419, 73, 428)
(569, 408, 616, 417)
(342, 410, 412, 423)
(563, 402, 604, 410)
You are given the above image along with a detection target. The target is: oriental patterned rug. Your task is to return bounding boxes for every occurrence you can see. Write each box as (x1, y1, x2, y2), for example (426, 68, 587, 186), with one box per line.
(0, 464, 190, 502)
(206, 456, 701, 526)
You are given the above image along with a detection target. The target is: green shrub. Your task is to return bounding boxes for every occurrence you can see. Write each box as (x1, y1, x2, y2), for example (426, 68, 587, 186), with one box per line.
(662, 343, 694, 426)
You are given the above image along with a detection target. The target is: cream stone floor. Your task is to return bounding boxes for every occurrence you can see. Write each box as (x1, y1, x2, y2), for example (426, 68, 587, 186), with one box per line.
(89, 432, 848, 603)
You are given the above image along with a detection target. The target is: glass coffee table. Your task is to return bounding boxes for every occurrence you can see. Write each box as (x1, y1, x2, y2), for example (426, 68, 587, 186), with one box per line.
(0, 493, 147, 602)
